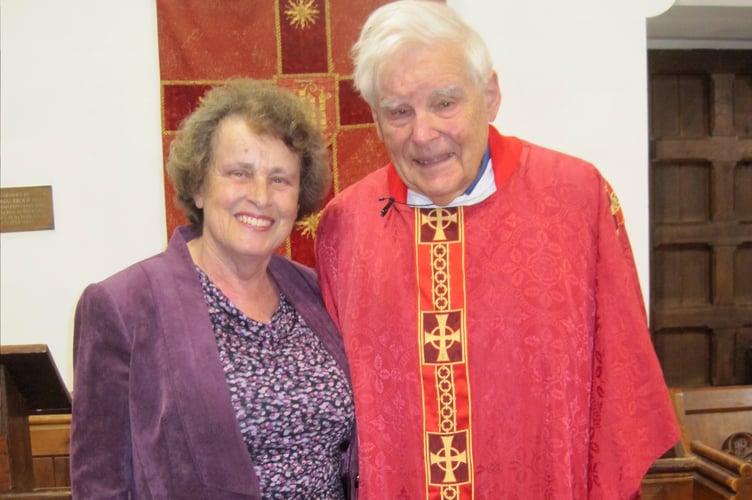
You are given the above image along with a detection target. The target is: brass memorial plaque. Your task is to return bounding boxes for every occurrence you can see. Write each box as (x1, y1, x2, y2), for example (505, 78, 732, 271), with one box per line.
(0, 186, 55, 233)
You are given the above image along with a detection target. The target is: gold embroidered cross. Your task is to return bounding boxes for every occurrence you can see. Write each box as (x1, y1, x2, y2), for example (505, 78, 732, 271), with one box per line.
(422, 208, 457, 241)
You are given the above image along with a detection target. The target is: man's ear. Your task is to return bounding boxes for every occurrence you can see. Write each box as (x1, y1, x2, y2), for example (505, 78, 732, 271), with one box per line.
(371, 109, 384, 140)
(485, 71, 502, 121)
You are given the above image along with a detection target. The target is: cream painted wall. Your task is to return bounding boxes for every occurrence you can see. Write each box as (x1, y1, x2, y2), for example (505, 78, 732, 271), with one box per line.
(450, 0, 656, 301)
(1, 0, 668, 389)
(1, 0, 165, 389)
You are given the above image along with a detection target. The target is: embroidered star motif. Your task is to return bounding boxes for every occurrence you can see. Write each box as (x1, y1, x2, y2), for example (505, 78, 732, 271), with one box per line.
(285, 0, 319, 29)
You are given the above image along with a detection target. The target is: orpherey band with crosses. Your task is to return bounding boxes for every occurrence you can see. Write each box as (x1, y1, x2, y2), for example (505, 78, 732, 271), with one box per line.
(416, 207, 475, 498)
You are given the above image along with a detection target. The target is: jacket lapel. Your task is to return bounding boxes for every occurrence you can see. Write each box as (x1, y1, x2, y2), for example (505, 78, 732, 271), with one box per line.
(149, 226, 259, 495)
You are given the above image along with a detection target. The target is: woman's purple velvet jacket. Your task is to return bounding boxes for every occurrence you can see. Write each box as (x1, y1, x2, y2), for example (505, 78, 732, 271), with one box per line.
(71, 226, 358, 499)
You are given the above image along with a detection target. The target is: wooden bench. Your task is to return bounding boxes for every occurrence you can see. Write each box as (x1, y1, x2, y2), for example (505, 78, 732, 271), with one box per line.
(643, 385, 752, 500)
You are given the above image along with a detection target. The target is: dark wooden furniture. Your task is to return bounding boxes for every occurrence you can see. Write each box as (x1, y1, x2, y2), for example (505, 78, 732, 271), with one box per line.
(648, 49, 752, 387)
(643, 385, 752, 499)
(0, 345, 71, 499)
(27, 416, 70, 492)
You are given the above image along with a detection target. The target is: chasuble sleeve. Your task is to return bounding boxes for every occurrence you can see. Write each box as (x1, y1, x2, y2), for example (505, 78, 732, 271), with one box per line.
(587, 178, 680, 499)
(71, 282, 134, 499)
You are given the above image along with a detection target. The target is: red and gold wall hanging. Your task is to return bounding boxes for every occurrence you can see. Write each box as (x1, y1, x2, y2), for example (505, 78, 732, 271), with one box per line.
(156, 0, 392, 266)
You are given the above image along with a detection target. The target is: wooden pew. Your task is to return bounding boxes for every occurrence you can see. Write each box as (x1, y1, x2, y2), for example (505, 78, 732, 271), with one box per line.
(0, 345, 71, 499)
(643, 385, 752, 500)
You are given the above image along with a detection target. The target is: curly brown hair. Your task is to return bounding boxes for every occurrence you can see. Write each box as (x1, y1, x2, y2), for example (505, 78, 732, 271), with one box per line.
(166, 79, 331, 230)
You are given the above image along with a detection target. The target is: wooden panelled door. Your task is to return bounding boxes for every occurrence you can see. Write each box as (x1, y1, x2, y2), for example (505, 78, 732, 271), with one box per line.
(648, 50, 752, 387)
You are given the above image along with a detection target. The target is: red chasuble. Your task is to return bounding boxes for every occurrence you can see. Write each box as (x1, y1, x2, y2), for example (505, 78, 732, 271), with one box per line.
(315, 126, 680, 499)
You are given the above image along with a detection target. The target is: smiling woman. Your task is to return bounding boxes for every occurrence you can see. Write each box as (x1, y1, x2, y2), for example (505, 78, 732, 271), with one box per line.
(191, 115, 303, 299)
(70, 79, 358, 499)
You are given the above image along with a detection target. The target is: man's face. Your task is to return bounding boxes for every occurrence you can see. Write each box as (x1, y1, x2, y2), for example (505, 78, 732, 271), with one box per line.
(372, 42, 501, 206)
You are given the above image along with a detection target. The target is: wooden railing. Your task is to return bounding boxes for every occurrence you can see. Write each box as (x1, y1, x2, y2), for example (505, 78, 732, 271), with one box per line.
(643, 386, 752, 500)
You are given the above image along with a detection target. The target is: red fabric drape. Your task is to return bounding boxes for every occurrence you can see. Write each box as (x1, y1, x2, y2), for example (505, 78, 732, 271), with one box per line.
(156, 0, 392, 265)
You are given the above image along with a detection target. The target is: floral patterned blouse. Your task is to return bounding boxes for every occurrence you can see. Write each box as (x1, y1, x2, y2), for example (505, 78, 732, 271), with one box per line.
(197, 267, 355, 499)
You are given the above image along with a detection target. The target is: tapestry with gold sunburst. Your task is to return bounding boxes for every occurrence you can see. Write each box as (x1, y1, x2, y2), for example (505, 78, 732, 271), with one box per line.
(156, 0, 392, 266)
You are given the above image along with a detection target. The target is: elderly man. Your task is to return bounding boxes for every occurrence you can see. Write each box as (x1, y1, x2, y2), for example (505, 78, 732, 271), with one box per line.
(315, 1, 679, 498)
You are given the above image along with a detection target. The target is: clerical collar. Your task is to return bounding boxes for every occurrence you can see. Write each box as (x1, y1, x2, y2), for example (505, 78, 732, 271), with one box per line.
(406, 145, 496, 208)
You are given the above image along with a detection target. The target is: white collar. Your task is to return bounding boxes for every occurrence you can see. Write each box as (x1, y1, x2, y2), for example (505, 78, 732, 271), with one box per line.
(406, 158, 497, 208)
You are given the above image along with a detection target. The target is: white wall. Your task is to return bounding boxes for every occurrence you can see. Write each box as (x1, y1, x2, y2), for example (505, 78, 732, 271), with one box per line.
(1, 0, 166, 388)
(451, 0, 657, 303)
(1, 0, 670, 389)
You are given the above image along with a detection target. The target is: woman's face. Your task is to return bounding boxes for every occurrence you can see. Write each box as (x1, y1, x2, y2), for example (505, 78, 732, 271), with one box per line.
(194, 114, 300, 266)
